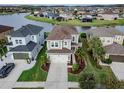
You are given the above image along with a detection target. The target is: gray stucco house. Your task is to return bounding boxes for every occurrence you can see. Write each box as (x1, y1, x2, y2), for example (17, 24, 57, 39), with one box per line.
(7, 24, 44, 60)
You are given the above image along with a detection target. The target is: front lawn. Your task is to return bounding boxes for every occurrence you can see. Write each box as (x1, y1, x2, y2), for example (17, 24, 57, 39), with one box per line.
(68, 38, 116, 85)
(25, 15, 124, 27)
(18, 45, 48, 81)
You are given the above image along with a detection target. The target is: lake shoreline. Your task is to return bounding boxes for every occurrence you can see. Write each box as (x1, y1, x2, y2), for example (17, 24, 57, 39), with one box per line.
(25, 15, 124, 27)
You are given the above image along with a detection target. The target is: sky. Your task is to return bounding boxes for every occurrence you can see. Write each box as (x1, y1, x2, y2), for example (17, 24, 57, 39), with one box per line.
(0, 0, 124, 5)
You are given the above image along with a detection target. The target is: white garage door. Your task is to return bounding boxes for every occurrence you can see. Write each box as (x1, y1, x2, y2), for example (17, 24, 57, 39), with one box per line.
(50, 55, 69, 63)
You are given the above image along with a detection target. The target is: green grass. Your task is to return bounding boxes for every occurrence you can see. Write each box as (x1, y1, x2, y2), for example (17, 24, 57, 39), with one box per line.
(0, 12, 14, 15)
(17, 45, 48, 81)
(25, 15, 124, 26)
(68, 38, 116, 84)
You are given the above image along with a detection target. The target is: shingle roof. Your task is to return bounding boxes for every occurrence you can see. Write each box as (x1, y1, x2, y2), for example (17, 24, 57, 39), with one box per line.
(104, 42, 124, 55)
(10, 41, 37, 52)
(47, 25, 78, 40)
(10, 24, 43, 37)
(47, 48, 73, 53)
(87, 27, 124, 37)
(0, 25, 13, 34)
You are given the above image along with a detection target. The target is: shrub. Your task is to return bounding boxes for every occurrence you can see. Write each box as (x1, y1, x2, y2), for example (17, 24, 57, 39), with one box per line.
(80, 33, 86, 38)
(79, 73, 96, 89)
(102, 58, 112, 64)
(72, 63, 79, 72)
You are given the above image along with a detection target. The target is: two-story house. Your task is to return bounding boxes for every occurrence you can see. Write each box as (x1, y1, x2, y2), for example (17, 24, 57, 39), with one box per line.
(87, 27, 124, 46)
(7, 24, 44, 60)
(0, 25, 14, 41)
(46, 26, 80, 64)
(87, 27, 124, 62)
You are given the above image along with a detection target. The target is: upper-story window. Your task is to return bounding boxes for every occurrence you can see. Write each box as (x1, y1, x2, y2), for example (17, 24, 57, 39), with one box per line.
(107, 40, 110, 43)
(64, 42, 67, 45)
(19, 40, 22, 44)
(72, 36, 75, 41)
(32, 36, 34, 40)
(51, 42, 54, 47)
(15, 40, 18, 44)
(55, 42, 58, 47)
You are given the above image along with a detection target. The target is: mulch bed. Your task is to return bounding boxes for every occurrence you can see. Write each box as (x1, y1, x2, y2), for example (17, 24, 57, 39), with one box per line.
(41, 63, 50, 72)
(68, 54, 85, 74)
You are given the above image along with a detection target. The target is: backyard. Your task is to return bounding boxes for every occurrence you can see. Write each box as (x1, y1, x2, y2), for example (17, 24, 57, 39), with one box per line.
(18, 45, 48, 81)
(68, 38, 116, 86)
(25, 15, 124, 26)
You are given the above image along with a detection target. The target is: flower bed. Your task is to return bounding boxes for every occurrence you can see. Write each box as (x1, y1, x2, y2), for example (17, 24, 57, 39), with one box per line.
(41, 63, 50, 72)
(68, 54, 85, 74)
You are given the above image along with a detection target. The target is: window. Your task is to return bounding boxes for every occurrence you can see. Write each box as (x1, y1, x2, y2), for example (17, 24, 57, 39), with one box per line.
(15, 40, 18, 44)
(51, 42, 54, 47)
(9, 37, 11, 40)
(32, 36, 34, 40)
(64, 42, 67, 45)
(55, 42, 58, 47)
(107, 40, 110, 43)
(72, 36, 75, 41)
(19, 40, 22, 44)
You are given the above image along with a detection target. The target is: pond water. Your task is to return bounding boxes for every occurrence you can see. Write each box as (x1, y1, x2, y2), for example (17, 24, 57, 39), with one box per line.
(0, 13, 124, 33)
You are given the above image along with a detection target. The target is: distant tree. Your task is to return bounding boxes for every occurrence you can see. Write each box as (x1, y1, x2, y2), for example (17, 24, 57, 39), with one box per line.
(79, 73, 96, 89)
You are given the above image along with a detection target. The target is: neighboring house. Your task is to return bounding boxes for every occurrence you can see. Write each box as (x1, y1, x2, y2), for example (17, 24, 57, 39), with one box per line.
(59, 13, 74, 20)
(0, 25, 14, 41)
(44, 12, 59, 19)
(46, 26, 80, 64)
(97, 11, 119, 20)
(87, 27, 124, 46)
(105, 42, 124, 62)
(7, 24, 44, 60)
(81, 17, 93, 22)
(87, 27, 124, 62)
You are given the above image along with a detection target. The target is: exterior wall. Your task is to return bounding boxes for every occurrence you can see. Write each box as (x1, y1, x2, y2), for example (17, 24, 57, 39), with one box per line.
(10, 37, 26, 47)
(47, 40, 63, 50)
(71, 34, 79, 44)
(63, 39, 71, 50)
(100, 37, 114, 46)
(114, 35, 124, 45)
(98, 14, 119, 20)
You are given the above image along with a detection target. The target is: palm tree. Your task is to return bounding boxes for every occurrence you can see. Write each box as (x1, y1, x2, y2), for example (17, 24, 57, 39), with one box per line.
(75, 47, 85, 63)
(0, 39, 7, 60)
(88, 37, 105, 63)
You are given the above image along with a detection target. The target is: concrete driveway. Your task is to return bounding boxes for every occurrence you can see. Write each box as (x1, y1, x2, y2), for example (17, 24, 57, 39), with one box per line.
(45, 62, 68, 89)
(0, 53, 36, 89)
(110, 62, 124, 81)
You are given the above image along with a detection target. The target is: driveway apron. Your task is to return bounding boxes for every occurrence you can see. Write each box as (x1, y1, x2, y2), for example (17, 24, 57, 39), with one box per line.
(45, 62, 68, 89)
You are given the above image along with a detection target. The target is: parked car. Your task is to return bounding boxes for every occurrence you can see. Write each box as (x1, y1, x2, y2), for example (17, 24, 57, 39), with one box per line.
(0, 63, 15, 78)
